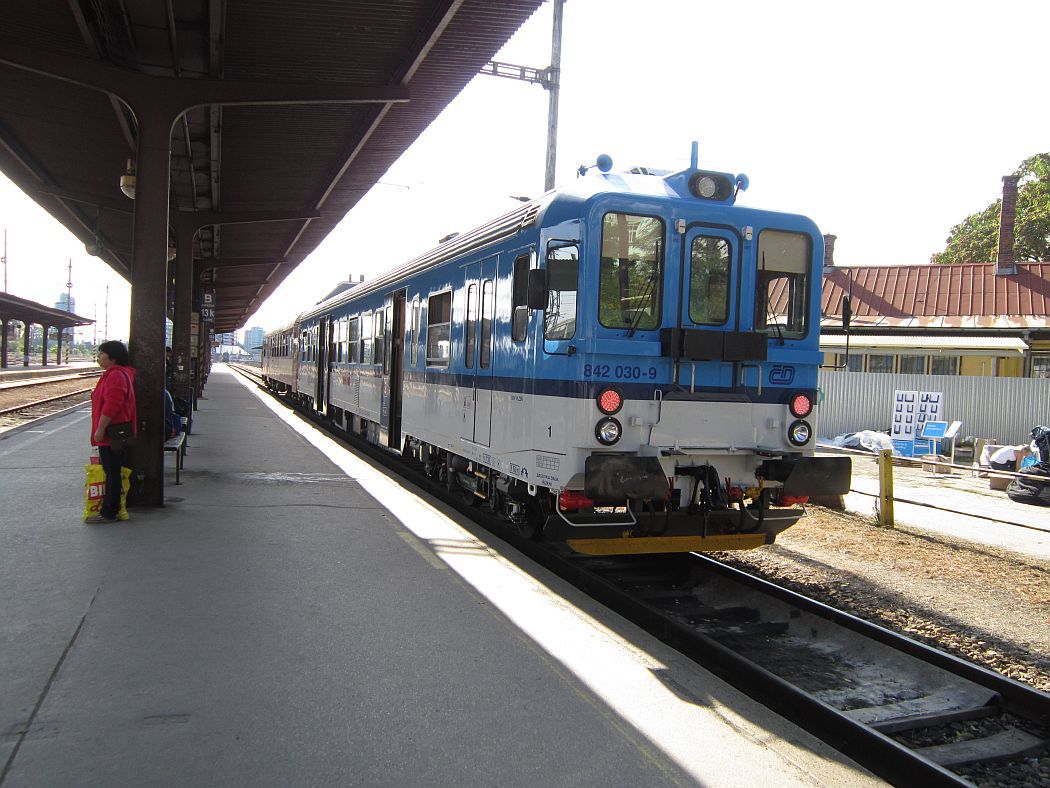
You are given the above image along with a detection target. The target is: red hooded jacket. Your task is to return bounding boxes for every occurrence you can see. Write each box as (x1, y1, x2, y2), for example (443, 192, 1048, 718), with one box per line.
(91, 365, 138, 447)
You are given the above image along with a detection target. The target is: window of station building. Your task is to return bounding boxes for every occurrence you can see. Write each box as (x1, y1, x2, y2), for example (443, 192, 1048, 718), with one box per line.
(689, 235, 731, 325)
(899, 355, 926, 374)
(867, 354, 894, 373)
(1031, 353, 1050, 378)
(480, 279, 493, 368)
(427, 291, 452, 366)
(360, 311, 373, 364)
(754, 230, 810, 340)
(930, 355, 959, 376)
(511, 253, 532, 342)
(598, 213, 663, 331)
(544, 242, 579, 340)
(465, 283, 477, 369)
(347, 317, 360, 363)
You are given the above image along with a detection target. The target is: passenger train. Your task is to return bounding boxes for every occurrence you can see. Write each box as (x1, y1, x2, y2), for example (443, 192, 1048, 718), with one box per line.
(262, 146, 850, 555)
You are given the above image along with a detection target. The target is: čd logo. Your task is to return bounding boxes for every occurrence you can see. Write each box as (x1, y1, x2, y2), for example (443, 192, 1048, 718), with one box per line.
(769, 365, 795, 385)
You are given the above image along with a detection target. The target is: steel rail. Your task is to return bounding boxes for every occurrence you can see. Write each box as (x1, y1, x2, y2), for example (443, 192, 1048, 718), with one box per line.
(0, 387, 95, 416)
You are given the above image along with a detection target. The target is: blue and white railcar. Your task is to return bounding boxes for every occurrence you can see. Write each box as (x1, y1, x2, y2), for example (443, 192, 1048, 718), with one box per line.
(263, 148, 850, 555)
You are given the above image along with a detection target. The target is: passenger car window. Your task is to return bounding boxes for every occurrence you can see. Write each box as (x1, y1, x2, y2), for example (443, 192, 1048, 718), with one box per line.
(480, 279, 493, 368)
(754, 230, 810, 340)
(689, 236, 730, 325)
(427, 292, 452, 366)
(409, 297, 420, 365)
(347, 318, 359, 363)
(465, 283, 477, 369)
(544, 243, 578, 340)
(360, 312, 372, 364)
(599, 213, 663, 331)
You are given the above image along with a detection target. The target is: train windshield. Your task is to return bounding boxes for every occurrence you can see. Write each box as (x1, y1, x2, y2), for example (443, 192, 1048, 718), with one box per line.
(598, 213, 663, 332)
(754, 230, 810, 340)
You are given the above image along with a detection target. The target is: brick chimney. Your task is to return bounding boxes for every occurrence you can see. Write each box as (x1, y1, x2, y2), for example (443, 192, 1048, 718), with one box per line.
(995, 175, 1019, 276)
(823, 234, 837, 268)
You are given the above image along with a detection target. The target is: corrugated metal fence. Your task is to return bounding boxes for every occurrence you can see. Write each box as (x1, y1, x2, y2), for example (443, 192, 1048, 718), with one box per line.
(817, 371, 1050, 444)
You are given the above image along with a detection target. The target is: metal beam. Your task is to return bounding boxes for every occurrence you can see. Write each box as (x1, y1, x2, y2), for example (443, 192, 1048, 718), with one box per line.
(201, 258, 288, 269)
(30, 186, 132, 213)
(0, 45, 410, 113)
(177, 209, 320, 228)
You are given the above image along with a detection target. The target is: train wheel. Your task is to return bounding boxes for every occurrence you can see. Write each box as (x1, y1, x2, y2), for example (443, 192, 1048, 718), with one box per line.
(515, 495, 548, 540)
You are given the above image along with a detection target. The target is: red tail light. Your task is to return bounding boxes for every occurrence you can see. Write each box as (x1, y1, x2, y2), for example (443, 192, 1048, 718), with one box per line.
(777, 495, 809, 506)
(789, 392, 813, 418)
(597, 387, 623, 415)
(558, 491, 594, 510)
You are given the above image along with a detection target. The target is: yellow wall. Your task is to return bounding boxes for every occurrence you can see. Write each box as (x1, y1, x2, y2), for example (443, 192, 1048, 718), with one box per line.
(960, 356, 993, 376)
(997, 356, 1024, 377)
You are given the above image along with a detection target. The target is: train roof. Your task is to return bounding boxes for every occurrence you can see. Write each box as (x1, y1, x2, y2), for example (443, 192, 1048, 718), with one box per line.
(293, 162, 803, 324)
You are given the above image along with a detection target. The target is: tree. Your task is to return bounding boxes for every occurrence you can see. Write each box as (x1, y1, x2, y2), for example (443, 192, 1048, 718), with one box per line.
(931, 153, 1050, 264)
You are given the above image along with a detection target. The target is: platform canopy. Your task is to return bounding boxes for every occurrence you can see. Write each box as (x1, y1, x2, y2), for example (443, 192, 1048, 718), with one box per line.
(0, 292, 94, 330)
(0, 0, 543, 333)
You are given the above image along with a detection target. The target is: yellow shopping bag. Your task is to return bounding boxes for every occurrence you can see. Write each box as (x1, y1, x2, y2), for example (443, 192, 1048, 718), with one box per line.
(83, 463, 131, 522)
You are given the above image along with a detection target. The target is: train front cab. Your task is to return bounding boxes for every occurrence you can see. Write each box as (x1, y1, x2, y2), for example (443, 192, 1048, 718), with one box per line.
(533, 170, 850, 555)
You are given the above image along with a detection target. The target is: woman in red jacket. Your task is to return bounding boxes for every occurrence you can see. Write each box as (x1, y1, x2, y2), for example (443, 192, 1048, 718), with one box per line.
(87, 340, 137, 523)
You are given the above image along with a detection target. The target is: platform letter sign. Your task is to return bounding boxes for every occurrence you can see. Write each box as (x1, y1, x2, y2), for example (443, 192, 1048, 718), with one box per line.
(891, 390, 943, 457)
(200, 290, 216, 323)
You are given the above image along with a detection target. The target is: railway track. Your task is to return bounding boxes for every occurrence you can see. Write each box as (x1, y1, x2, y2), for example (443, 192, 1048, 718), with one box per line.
(0, 370, 100, 432)
(231, 365, 1049, 786)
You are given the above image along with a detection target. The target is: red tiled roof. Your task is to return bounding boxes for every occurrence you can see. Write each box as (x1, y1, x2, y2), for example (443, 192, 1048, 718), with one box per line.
(821, 263, 1050, 326)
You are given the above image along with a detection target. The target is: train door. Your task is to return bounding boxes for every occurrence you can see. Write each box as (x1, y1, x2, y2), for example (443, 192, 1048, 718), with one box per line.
(316, 318, 331, 414)
(463, 257, 496, 445)
(678, 225, 740, 390)
(380, 290, 406, 449)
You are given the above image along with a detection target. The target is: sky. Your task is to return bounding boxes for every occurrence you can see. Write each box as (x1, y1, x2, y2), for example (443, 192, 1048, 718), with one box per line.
(2, 0, 1048, 340)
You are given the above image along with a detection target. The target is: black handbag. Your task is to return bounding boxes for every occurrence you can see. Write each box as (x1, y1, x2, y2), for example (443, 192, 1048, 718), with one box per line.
(106, 422, 135, 450)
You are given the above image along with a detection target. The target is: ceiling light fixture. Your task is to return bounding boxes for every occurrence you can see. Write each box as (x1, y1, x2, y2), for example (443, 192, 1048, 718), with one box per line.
(120, 158, 136, 200)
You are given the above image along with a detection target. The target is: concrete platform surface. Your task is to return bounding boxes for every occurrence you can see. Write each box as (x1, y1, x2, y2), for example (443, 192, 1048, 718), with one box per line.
(0, 366, 881, 787)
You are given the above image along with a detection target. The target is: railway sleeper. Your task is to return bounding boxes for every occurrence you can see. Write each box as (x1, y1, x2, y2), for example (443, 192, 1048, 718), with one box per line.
(913, 727, 1047, 768)
(844, 684, 999, 728)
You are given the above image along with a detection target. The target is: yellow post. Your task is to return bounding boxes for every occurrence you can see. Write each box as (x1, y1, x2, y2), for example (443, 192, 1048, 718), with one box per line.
(877, 449, 895, 528)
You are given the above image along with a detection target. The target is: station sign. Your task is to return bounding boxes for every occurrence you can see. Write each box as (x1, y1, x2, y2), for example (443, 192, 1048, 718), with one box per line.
(200, 305, 215, 322)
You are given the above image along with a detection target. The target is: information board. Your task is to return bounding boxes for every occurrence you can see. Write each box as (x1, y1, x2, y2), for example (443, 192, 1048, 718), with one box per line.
(920, 420, 949, 439)
(891, 390, 943, 457)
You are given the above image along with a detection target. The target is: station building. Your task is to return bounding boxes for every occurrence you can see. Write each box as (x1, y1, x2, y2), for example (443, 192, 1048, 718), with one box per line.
(818, 173, 1050, 379)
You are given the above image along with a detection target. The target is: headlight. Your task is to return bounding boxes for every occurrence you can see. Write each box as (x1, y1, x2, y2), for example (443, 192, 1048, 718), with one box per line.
(788, 419, 812, 446)
(689, 172, 732, 200)
(595, 417, 622, 445)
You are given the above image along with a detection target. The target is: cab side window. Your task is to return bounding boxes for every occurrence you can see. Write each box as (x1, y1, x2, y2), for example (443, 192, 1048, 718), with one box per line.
(754, 230, 810, 340)
(544, 243, 578, 341)
(511, 253, 531, 342)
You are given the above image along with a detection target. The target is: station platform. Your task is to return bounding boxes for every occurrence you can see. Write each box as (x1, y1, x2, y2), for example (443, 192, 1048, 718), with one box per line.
(0, 361, 96, 384)
(0, 366, 880, 787)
